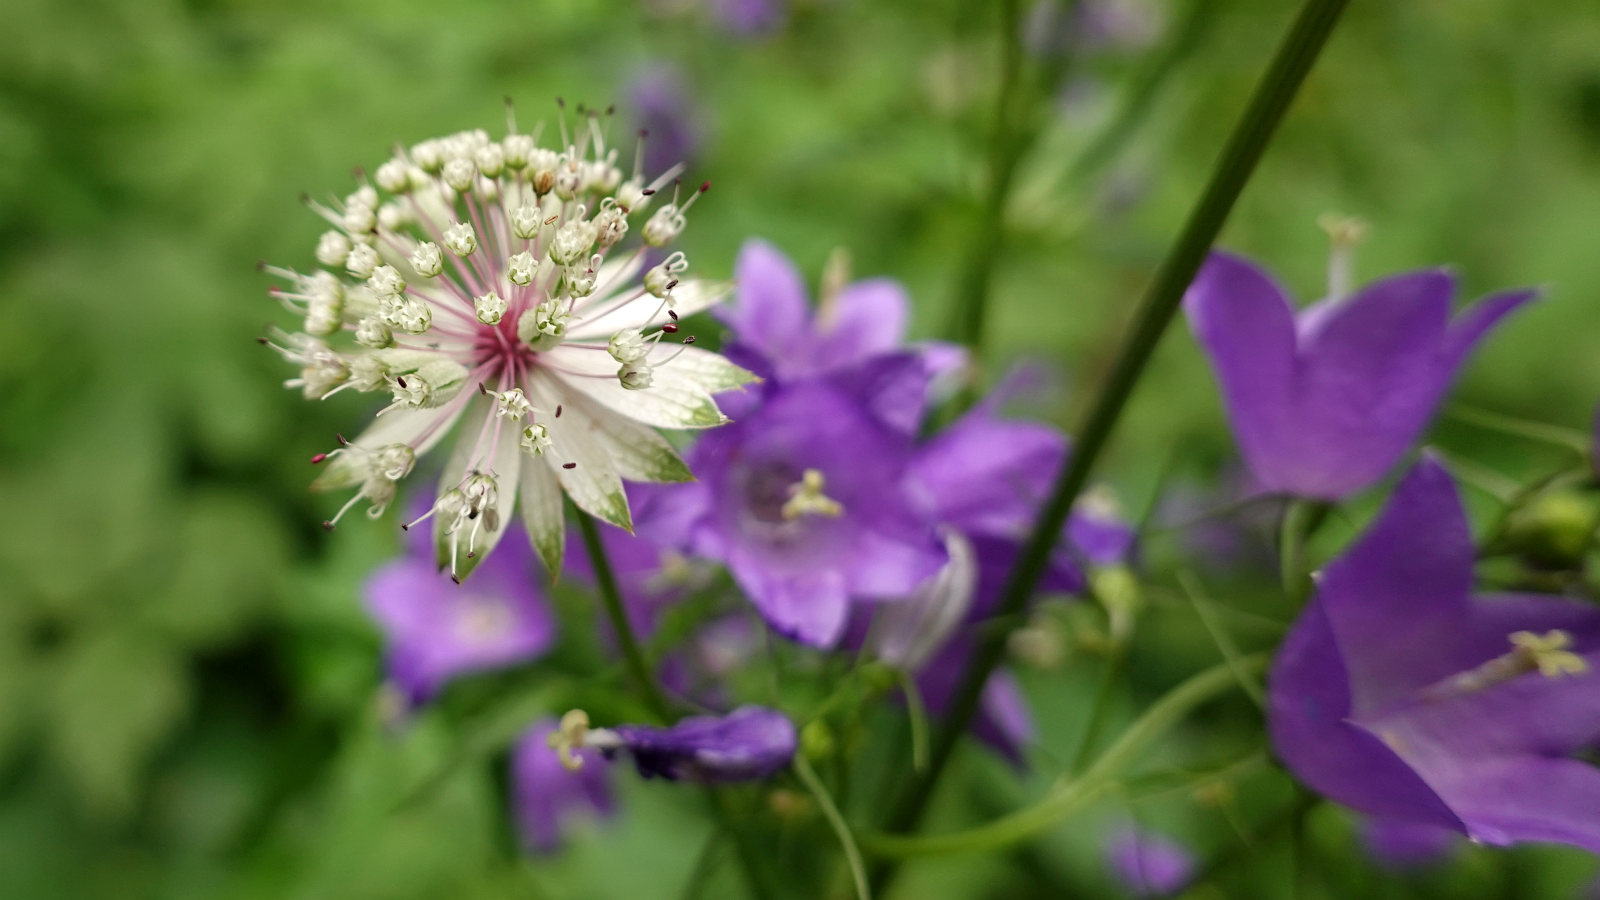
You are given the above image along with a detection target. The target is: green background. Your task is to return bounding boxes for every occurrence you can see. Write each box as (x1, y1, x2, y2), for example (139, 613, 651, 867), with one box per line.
(2, 0, 1598, 896)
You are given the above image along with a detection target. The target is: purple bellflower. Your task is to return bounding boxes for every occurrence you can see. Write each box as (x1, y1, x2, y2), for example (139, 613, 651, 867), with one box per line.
(364, 518, 555, 705)
(1269, 456, 1600, 852)
(549, 706, 796, 784)
(640, 377, 948, 648)
(715, 240, 965, 417)
(1184, 251, 1536, 500)
(511, 719, 614, 853)
(1105, 826, 1197, 897)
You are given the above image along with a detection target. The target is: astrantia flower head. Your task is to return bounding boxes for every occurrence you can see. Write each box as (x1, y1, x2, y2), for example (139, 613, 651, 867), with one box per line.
(262, 106, 755, 580)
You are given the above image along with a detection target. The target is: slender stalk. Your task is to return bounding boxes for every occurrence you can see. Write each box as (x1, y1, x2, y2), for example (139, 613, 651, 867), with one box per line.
(869, 0, 1351, 887)
(1065, 643, 1126, 776)
(1277, 499, 1329, 607)
(577, 510, 670, 720)
(943, 0, 1029, 351)
(794, 753, 873, 900)
(861, 656, 1265, 858)
(1446, 403, 1591, 457)
(577, 511, 771, 900)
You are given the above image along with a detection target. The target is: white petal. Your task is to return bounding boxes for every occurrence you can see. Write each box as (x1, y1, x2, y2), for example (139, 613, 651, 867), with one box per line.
(518, 457, 566, 578)
(432, 397, 523, 581)
(310, 405, 456, 492)
(651, 344, 759, 393)
(569, 395, 694, 483)
(539, 351, 727, 430)
(566, 278, 732, 341)
(866, 530, 976, 671)
(527, 378, 633, 530)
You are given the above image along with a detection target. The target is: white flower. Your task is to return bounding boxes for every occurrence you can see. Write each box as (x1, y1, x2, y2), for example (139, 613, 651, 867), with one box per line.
(263, 113, 748, 581)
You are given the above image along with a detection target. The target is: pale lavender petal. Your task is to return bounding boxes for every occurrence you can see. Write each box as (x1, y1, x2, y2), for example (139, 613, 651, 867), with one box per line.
(1106, 827, 1196, 897)
(512, 720, 614, 853)
(808, 277, 911, 369)
(717, 239, 811, 364)
(1436, 757, 1600, 853)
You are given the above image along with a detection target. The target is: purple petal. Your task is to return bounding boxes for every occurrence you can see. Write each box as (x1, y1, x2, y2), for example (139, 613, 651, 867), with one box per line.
(511, 720, 615, 853)
(1106, 827, 1197, 897)
(717, 240, 812, 367)
(1268, 597, 1464, 829)
(808, 277, 911, 370)
(1313, 456, 1477, 714)
(1436, 757, 1600, 853)
(735, 562, 851, 647)
(614, 706, 797, 783)
(1279, 269, 1455, 497)
(1360, 817, 1458, 870)
(1442, 288, 1540, 373)
(1183, 253, 1299, 493)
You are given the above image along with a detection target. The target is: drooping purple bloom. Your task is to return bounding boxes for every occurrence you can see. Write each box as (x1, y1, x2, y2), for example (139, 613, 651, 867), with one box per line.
(709, 0, 785, 36)
(1105, 827, 1196, 897)
(511, 719, 615, 853)
(716, 240, 965, 413)
(1359, 816, 1458, 871)
(627, 63, 703, 177)
(364, 519, 555, 705)
(640, 378, 947, 648)
(1269, 456, 1600, 852)
(1184, 252, 1537, 500)
(611, 706, 796, 783)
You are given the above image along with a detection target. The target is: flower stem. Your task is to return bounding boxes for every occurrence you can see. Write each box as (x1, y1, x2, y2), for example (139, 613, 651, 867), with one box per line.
(576, 510, 671, 721)
(576, 511, 772, 900)
(869, 0, 1350, 885)
(943, 0, 1029, 353)
(794, 752, 873, 900)
(861, 655, 1265, 858)
(1277, 499, 1330, 606)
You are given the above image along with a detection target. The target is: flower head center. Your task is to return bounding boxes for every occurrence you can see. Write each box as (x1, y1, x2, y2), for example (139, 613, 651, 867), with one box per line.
(782, 468, 843, 520)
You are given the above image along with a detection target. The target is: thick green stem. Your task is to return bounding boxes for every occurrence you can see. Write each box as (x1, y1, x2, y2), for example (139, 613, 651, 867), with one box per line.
(861, 656, 1265, 858)
(869, 0, 1350, 887)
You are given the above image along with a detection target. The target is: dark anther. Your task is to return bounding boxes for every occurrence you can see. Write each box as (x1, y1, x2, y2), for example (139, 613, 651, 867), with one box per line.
(310, 453, 328, 464)
(683, 335, 697, 344)
(562, 462, 577, 469)
(555, 405, 563, 418)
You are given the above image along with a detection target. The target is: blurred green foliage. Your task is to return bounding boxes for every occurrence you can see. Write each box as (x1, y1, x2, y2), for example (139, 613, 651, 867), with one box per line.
(2, 0, 1599, 896)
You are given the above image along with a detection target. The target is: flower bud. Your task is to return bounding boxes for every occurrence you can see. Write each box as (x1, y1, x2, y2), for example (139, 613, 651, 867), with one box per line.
(507, 251, 539, 286)
(345, 243, 380, 279)
(444, 221, 477, 256)
(316, 230, 352, 266)
(475, 290, 507, 325)
(375, 159, 412, 193)
(410, 241, 443, 277)
(442, 157, 476, 193)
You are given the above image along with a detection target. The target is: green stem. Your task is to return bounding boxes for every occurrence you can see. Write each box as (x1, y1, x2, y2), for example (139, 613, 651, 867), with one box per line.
(576, 511, 670, 721)
(794, 753, 872, 900)
(1063, 0, 1210, 185)
(943, 0, 1028, 352)
(1277, 499, 1330, 607)
(862, 656, 1265, 858)
(577, 512, 771, 900)
(1066, 643, 1126, 776)
(1446, 404, 1591, 457)
(870, 0, 1350, 885)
